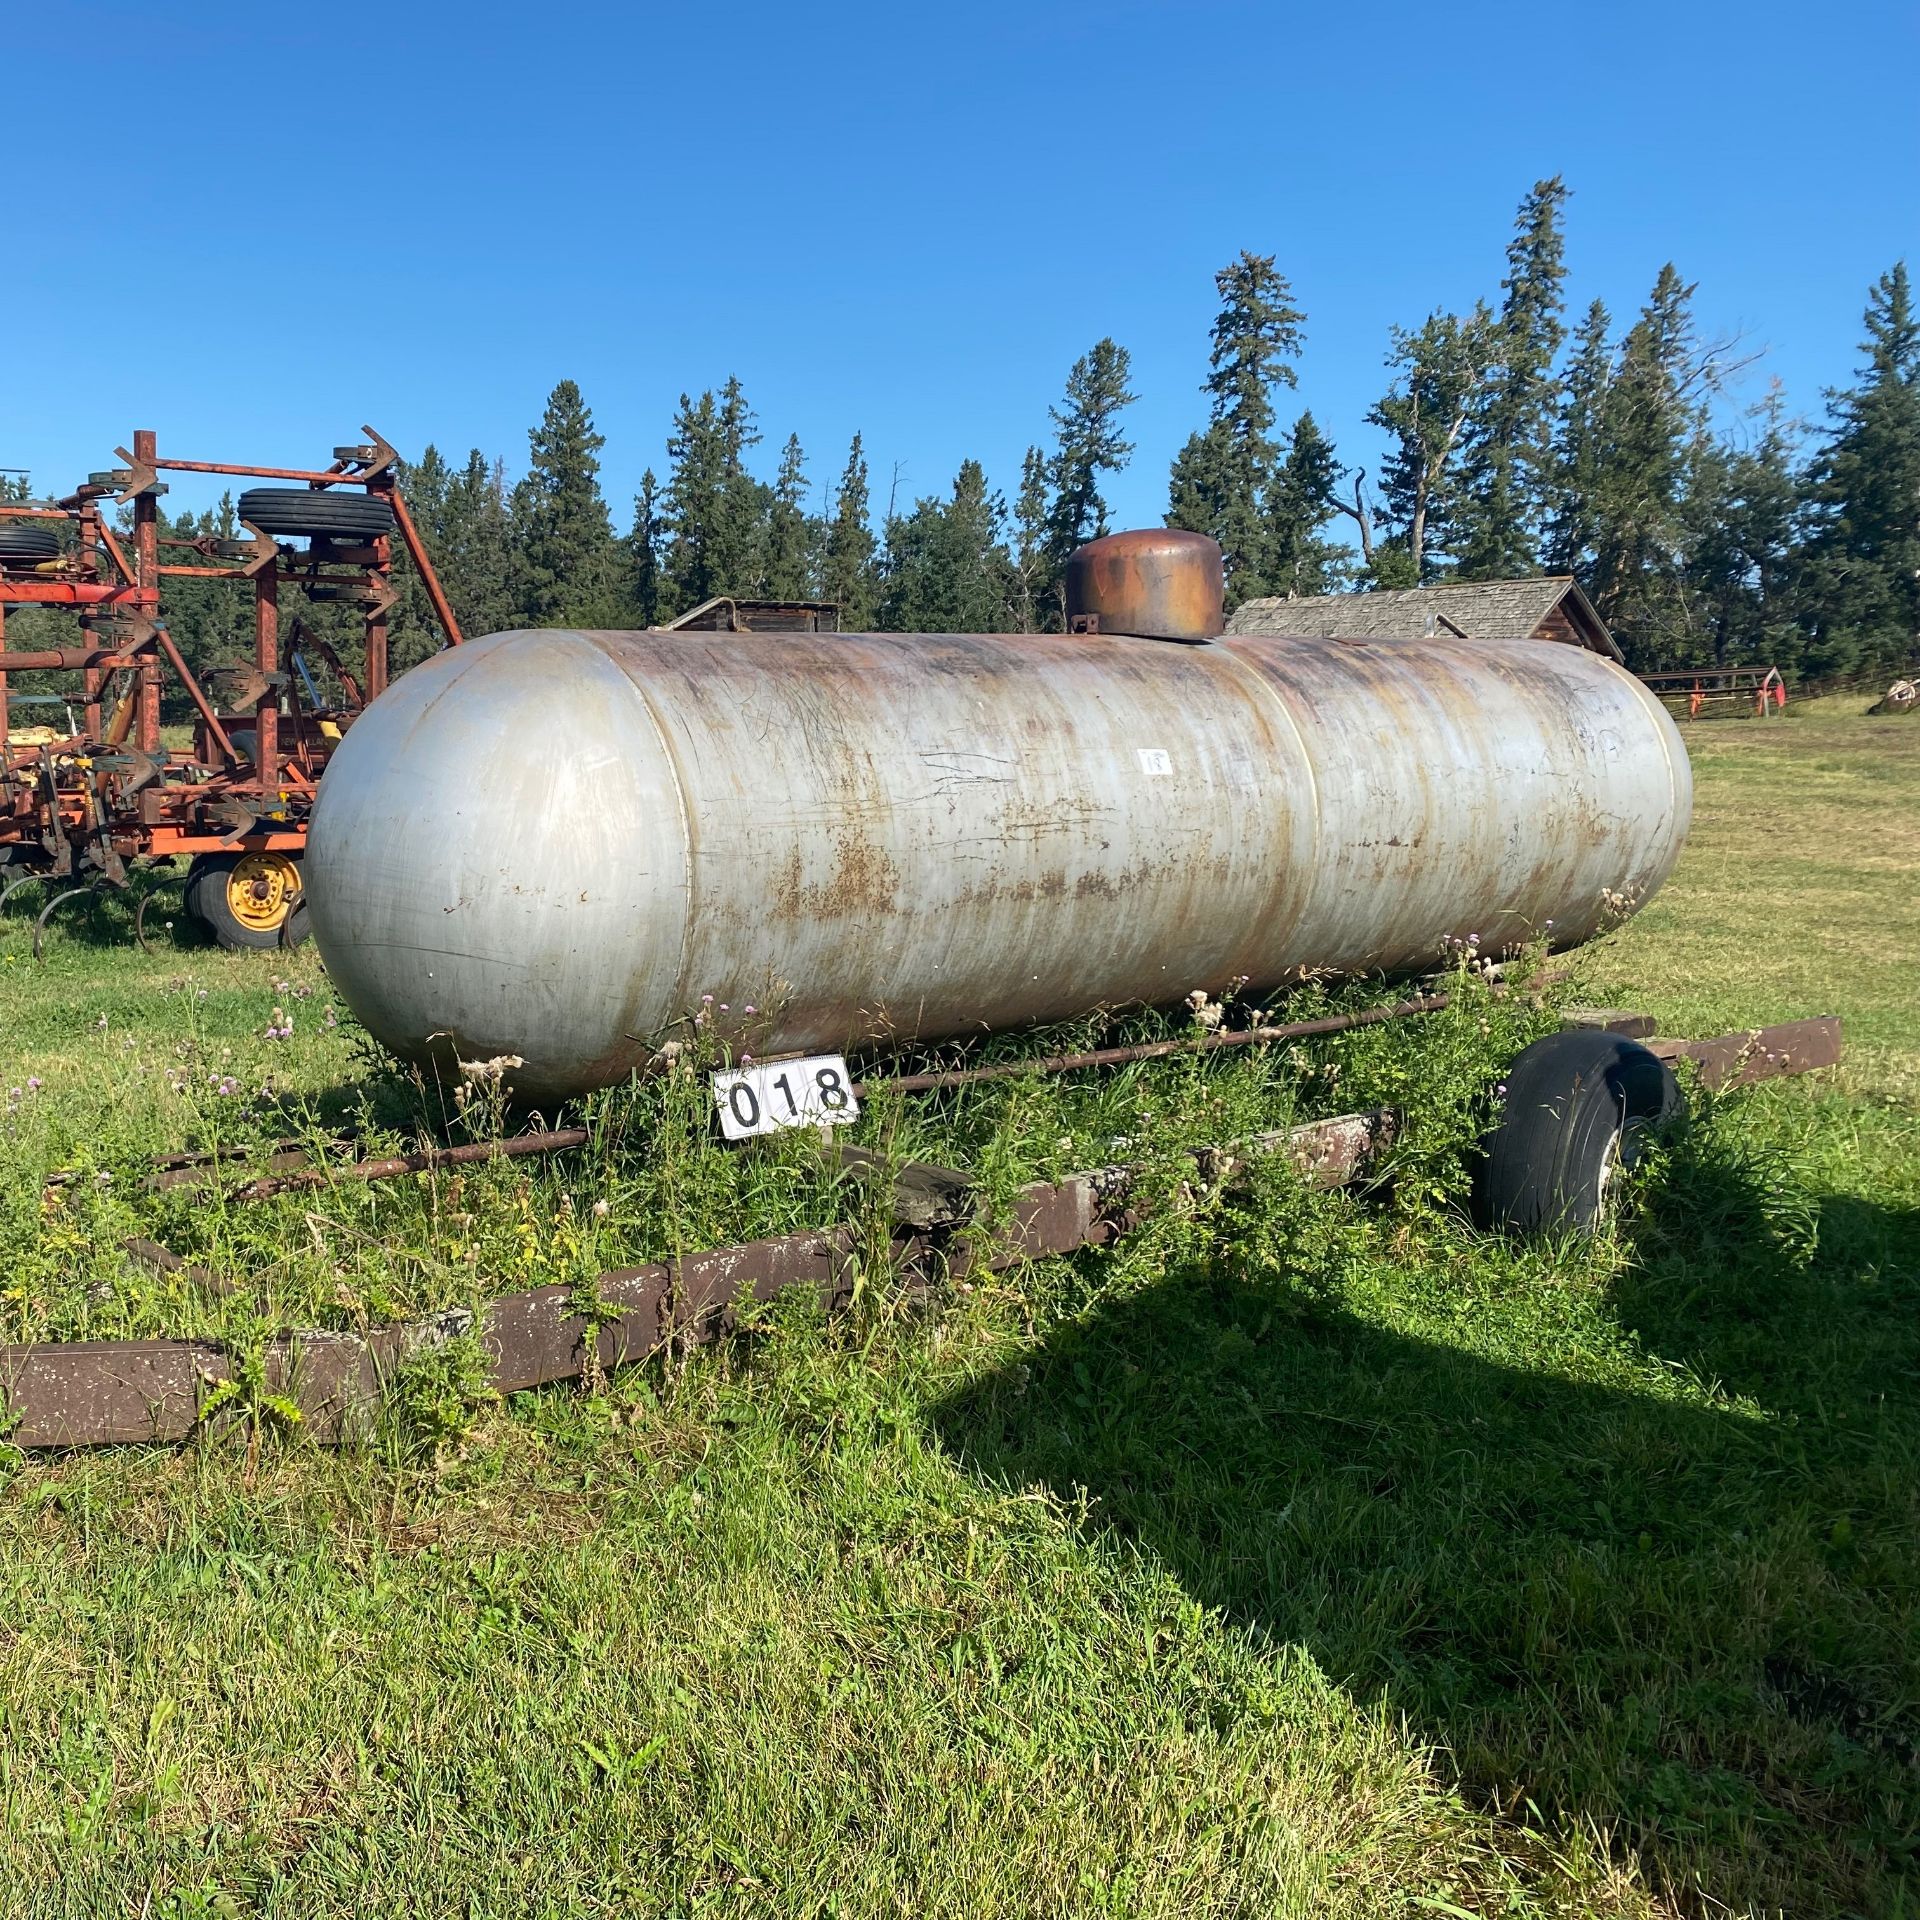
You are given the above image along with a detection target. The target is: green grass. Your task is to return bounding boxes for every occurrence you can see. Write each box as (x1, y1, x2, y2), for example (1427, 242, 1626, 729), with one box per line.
(1588, 694, 1920, 1104)
(0, 703, 1914, 1918)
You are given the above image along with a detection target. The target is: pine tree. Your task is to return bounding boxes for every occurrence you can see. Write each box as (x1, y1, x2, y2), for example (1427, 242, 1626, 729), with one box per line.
(1043, 339, 1138, 574)
(400, 444, 451, 545)
(1363, 542, 1421, 591)
(1729, 392, 1804, 663)
(1166, 253, 1305, 601)
(1680, 387, 1803, 671)
(1544, 300, 1615, 576)
(1798, 261, 1920, 678)
(1264, 412, 1349, 598)
(710, 376, 770, 598)
(659, 381, 771, 613)
(444, 452, 517, 638)
(628, 469, 663, 626)
(1368, 305, 1497, 579)
(658, 391, 726, 615)
(764, 434, 812, 600)
(878, 460, 1014, 633)
(1583, 265, 1710, 655)
(1009, 445, 1052, 630)
(511, 380, 619, 625)
(1165, 423, 1235, 580)
(1456, 177, 1569, 578)
(821, 432, 878, 628)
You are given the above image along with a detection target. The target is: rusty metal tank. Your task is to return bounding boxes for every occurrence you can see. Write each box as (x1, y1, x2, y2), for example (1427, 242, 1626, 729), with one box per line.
(305, 609, 1691, 1104)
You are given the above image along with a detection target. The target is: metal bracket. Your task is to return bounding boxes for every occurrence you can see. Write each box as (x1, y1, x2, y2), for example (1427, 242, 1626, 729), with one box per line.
(354, 426, 399, 483)
(209, 665, 288, 709)
(106, 746, 164, 801)
(109, 448, 165, 505)
(236, 521, 279, 579)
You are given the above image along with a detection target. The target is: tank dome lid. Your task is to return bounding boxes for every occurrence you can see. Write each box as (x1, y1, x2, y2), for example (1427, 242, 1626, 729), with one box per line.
(1064, 528, 1225, 644)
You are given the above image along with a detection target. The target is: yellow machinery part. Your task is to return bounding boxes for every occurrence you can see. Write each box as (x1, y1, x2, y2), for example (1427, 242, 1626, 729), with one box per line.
(225, 850, 301, 933)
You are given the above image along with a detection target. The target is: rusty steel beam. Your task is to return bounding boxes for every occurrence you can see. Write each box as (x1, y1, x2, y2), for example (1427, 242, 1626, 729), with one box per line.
(218, 1127, 593, 1201)
(0, 1341, 221, 1446)
(385, 485, 465, 646)
(151, 458, 361, 485)
(0, 584, 158, 609)
(0, 648, 148, 672)
(867, 971, 1573, 1098)
(92, 522, 138, 586)
(1560, 1006, 1660, 1038)
(868, 994, 1462, 1094)
(1647, 1016, 1843, 1091)
(0, 1111, 1390, 1449)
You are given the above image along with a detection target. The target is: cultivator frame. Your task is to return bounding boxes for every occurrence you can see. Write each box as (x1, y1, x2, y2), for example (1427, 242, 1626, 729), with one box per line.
(1640, 664, 1787, 720)
(0, 426, 461, 946)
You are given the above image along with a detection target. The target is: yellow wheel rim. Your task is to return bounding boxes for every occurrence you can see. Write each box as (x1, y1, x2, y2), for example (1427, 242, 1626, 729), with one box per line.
(225, 852, 300, 934)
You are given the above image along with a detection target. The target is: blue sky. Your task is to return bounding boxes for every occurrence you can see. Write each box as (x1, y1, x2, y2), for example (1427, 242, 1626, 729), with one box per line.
(8, 1, 1916, 535)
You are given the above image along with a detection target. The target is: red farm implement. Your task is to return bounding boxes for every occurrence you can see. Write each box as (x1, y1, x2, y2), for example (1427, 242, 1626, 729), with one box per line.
(0, 427, 461, 949)
(1639, 664, 1787, 721)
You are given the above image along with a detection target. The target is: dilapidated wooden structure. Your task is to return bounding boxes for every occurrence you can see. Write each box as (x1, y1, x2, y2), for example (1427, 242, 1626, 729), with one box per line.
(1228, 576, 1622, 662)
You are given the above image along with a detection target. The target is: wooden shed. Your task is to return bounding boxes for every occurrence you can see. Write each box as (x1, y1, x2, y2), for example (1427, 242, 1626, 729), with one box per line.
(1227, 576, 1622, 662)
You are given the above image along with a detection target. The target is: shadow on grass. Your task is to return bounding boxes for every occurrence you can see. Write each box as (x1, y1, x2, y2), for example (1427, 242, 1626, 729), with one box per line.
(0, 863, 217, 955)
(930, 1148, 1920, 1916)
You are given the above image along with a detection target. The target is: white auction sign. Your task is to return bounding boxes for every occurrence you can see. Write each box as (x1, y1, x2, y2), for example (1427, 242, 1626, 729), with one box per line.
(712, 1053, 860, 1141)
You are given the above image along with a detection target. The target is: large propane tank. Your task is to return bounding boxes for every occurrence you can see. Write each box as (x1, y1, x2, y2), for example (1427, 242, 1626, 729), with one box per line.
(306, 543, 1690, 1104)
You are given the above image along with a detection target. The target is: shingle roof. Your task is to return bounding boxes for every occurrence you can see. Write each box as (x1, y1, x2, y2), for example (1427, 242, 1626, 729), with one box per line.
(1227, 576, 1620, 659)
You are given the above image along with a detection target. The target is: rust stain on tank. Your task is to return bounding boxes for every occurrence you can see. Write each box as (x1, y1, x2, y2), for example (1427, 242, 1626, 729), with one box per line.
(812, 833, 901, 917)
(770, 849, 808, 922)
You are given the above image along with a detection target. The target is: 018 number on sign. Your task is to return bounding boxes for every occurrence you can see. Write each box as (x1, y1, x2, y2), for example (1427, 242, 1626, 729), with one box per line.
(711, 1054, 861, 1141)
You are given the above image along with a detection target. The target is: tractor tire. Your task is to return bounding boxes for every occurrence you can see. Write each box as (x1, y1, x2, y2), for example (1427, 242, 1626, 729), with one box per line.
(0, 524, 61, 561)
(1472, 1029, 1683, 1236)
(185, 850, 303, 950)
(236, 488, 394, 542)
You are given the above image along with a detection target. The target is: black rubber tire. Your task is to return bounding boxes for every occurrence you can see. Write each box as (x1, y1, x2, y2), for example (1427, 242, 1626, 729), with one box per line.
(236, 487, 394, 541)
(182, 856, 217, 925)
(184, 852, 296, 951)
(1473, 1030, 1683, 1236)
(0, 524, 60, 560)
(279, 896, 312, 949)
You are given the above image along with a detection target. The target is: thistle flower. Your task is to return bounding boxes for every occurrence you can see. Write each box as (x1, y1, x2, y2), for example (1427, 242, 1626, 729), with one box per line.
(458, 1054, 523, 1084)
